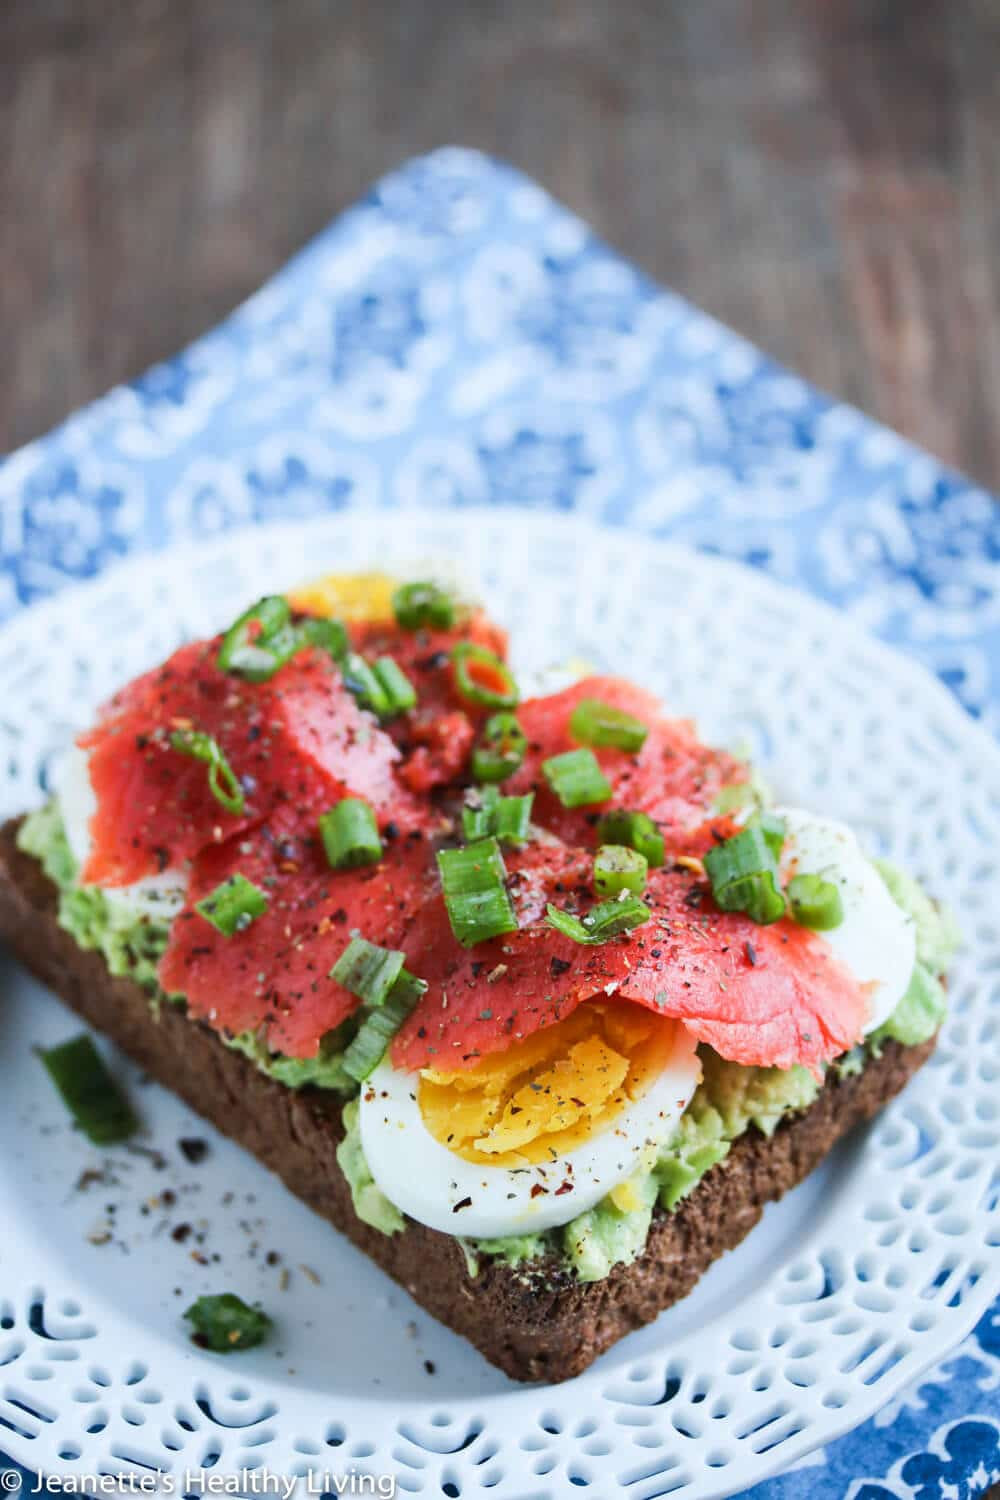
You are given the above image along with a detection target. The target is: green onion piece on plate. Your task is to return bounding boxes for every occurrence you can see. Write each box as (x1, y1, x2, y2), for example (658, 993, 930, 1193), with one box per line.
(461, 786, 533, 845)
(545, 894, 651, 945)
(184, 1293, 272, 1353)
(392, 580, 457, 631)
(450, 642, 519, 711)
(437, 837, 518, 947)
(569, 697, 649, 753)
(196, 873, 269, 936)
(471, 711, 527, 783)
(595, 808, 665, 868)
(341, 969, 428, 1083)
(787, 873, 844, 930)
(704, 822, 786, 925)
(320, 798, 383, 869)
(217, 595, 299, 682)
(594, 844, 648, 896)
(331, 935, 406, 1006)
(169, 728, 246, 815)
(39, 1033, 138, 1145)
(542, 747, 612, 809)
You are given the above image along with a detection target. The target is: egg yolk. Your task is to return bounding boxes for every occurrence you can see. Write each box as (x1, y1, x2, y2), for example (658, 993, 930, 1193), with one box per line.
(287, 571, 398, 624)
(418, 1002, 682, 1168)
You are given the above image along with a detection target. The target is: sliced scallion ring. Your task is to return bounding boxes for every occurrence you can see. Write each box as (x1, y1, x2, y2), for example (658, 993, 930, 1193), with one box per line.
(541, 747, 612, 809)
(372, 656, 417, 716)
(319, 798, 383, 869)
(703, 821, 786, 925)
(569, 698, 649, 753)
(184, 1294, 272, 1352)
(298, 615, 349, 665)
(169, 728, 246, 815)
(450, 642, 519, 711)
(787, 873, 844, 930)
(342, 653, 416, 718)
(758, 811, 786, 860)
(461, 786, 533, 845)
(392, 580, 457, 631)
(196, 873, 269, 936)
(594, 844, 648, 897)
(39, 1034, 138, 1145)
(595, 808, 665, 868)
(217, 595, 296, 682)
(545, 894, 651, 945)
(341, 968, 428, 1083)
(331, 936, 405, 1006)
(437, 837, 518, 947)
(471, 711, 527, 783)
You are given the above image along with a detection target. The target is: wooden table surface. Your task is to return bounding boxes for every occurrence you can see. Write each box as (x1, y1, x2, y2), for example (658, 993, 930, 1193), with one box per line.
(3, 0, 1000, 492)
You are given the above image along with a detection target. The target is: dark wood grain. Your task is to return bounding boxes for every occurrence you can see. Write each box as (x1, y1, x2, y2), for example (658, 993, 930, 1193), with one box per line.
(2, 0, 1000, 489)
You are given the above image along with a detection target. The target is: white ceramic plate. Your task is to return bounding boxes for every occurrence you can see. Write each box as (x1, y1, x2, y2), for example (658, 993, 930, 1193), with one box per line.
(1, 508, 998, 1500)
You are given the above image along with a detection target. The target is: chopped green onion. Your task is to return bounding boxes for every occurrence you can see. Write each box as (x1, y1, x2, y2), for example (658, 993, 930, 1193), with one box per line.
(758, 812, 786, 860)
(169, 728, 245, 815)
(545, 894, 651, 945)
(320, 798, 383, 869)
(450, 642, 519, 710)
(217, 595, 299, 682)
(218, 595, 353, 683)
(471, 711, 527, 783)
(341, 969, 427, 1082)
(372, 656, 417, 715)
(342, 651, 383, 706)
(39, 1033, 138, 1145)
(594, 844, 648, 896)
(461, 786, 533, 845)
(569, 698, 649, 753)
(787, 873, 844, 931)
(542, 748, 612, 808)
(392, 580, 457, 631)
(704, 823, 786, 925)
(343, 653, 416, 718)
(595, 808, 665, 868)
(331, 936, 405, 1006)
(298, 615, 349, 665)
(437, 837, 518, 947)
(184, 1294, 272, 1353)
(196, 873, 269, 936)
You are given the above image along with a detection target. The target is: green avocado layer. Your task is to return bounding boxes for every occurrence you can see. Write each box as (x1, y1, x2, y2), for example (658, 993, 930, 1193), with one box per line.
(19, 804, 954, 1283)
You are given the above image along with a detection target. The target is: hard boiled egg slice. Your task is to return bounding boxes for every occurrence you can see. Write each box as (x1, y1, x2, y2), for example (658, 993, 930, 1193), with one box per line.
(57, 744, 188, 920)
(775, 806, 916, 1034)
(359, 1002, 701, 1239)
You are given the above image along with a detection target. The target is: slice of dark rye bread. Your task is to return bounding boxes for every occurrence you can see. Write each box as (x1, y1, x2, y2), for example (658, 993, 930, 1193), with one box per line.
(0, 817, 936, 1384)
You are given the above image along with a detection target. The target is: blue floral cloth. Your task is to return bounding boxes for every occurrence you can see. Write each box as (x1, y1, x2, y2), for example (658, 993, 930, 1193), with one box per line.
(0, 149, 997, 1499)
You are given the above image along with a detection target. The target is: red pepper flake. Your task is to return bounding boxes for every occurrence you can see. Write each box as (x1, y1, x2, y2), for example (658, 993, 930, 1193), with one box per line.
(530, 1183, 549, 1198)
(554, 1180, 574, 1197)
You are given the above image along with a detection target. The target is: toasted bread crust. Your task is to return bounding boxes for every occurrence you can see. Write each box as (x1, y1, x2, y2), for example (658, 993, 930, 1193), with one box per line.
(0, 817, 934, 1382)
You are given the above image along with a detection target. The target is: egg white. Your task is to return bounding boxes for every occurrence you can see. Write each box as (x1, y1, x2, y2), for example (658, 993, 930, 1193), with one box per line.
(774, 806, 916, 1034)
(359, 1025, 701, 1239)
(57, 744, 188, 920)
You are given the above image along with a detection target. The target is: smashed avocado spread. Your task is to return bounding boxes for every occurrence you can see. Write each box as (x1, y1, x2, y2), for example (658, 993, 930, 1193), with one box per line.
(19, 803, 954, 1283)
(18, 803, 357, 1089)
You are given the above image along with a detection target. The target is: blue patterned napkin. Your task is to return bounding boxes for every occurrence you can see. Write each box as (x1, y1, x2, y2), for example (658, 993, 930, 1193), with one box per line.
(1, 149, 997, 1499)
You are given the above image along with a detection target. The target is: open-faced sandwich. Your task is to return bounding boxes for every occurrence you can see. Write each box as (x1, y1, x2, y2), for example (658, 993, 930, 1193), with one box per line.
(0, 573, 957, 1381)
